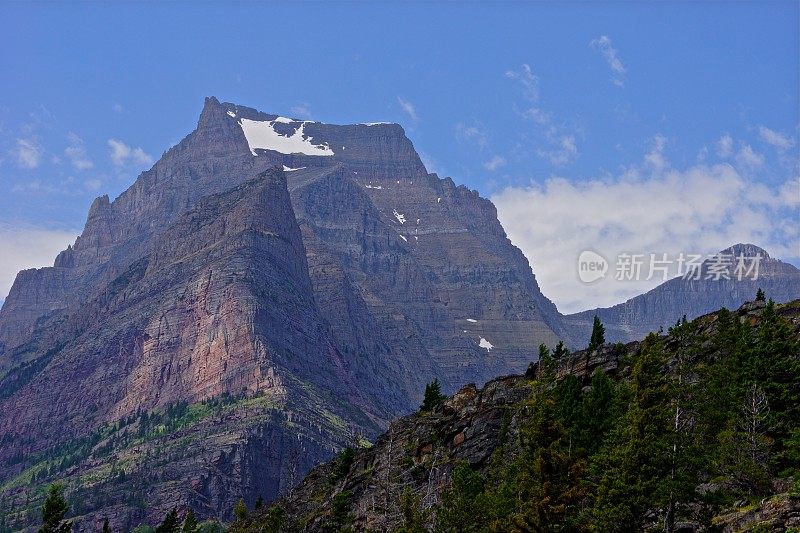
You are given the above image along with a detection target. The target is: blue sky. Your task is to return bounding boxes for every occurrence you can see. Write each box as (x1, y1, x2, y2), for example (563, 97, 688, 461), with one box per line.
(1, 2, 798, 311)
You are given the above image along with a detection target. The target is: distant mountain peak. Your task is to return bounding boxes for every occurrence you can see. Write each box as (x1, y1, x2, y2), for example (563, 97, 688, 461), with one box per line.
(718, 243, 771, 260)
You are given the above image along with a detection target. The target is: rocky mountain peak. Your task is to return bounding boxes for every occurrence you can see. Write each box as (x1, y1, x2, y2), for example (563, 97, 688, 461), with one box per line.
(718, 243, 771, 260)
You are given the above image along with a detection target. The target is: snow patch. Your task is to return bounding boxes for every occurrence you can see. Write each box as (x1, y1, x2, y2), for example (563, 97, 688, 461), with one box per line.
(393, 210, 406, 224)
(283, 165, 306, 172)
(227, 111, 236, 117)
(238, 118, 334, 156)
(365, 184, 384, 190)
(479, 338, 494, 352)
(437, 197, 442, 203)
(466, 318, 477, 323)
(362, 122, 392, 126)
(399, 235, 407, 242)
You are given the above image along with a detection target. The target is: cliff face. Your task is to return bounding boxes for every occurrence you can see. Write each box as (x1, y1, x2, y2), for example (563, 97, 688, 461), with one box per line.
(564, 244, 800, 346)
(0, 98, 563, 528)
(0, 170, 379, 529)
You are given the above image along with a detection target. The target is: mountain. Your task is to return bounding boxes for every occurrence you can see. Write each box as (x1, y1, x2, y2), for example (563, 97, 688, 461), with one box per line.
(563, 243, 800, 345)
(1, 96, 797, 528)
(259, 299, 800, 533)
(0, 98, 563, 529)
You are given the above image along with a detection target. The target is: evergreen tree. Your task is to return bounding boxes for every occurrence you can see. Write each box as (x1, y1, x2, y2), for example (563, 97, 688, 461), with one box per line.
(102, 518, 111, 533)
(716, 384, 773, 495)
(154, 508, 179, 533)
(436, 462, 488, 531)
(552, 340, 569, 360)
(590, 335, 680, 531)
(513, 388, 588, 531)
(233, 499, 248, 522)
(755, 288, 765, 301)
(262, 505, 286, 532)
(537, 343, 554, 380)
(396, 488, 428, 533)
(588, 315, 605, 351)
(254, 495, 265, 510)
(39, 484, 71, 533)
(181, 509, 198, 533)
(421, 379, 445, 412)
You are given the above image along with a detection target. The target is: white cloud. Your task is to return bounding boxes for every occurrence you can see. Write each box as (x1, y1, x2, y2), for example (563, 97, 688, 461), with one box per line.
(492, 154, 799, 313)
(537, 135, 578, 166)
(455, 121, 488, 149)
(290, 103, 313, 120)
(522, 107, 550, 125)
(506, 64, 580, 167)
(483, 155, 506, 171)
(758, 126, 794, 150)
(64, 132, 93, 171)
(644, 134, 668, 171)
(112, 103, 125, 114)
(397, 97, 418, 123)
(590, 35, 627, 87)
(716, 134, 734, 158)
(735, 144, 764, 169)
(505, 64, 540, 102)
(108, 139, 153, 167)
(14, 138, 42, 169)
(83, 178, 102, 191)
(0, 226, 79, 301)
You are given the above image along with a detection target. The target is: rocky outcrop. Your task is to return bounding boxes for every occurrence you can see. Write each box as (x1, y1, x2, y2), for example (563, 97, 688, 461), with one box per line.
(564, 244, 800, 346)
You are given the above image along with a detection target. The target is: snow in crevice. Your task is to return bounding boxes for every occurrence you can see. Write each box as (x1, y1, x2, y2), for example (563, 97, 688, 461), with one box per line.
(365, 184, 384, 190)
(283, 165, 306, 172)
(466, 318, 477, 323)
(437, 197, 442, 203)
(238, 118, 334, 156)
(227, 111, 236, 118)
(399, 235, 407, 242)
(479, 338, 494, 352)
(393, 210, 406, 224)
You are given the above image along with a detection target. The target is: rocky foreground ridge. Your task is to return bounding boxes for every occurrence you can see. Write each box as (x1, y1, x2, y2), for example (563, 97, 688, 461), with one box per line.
(253, 299, 799, 532)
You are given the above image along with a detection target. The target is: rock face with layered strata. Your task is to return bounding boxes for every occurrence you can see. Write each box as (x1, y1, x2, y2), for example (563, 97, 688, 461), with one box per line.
(0, 98, 563, 529)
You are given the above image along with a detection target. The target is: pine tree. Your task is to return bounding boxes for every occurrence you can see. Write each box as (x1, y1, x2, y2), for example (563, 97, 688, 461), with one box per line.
(39, 484, 71, 533)
(588, 315, 605, 352)
(181, 509, 198, 533)
(102, 518, 111, 533)
(154, 508, 179, 533)
(513, 388, 588, 531)
(254, 495, 265, 510)
(233, 499, 248, 522)
(395, 488, 428, 533)
(590, 335, 678, 531)
(436, 462, 487, 530)
(755, 288, 765, 301)
(262, 505, 286, 532)
(553, 340, 569, 360)
(420, 379, 445, 412)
